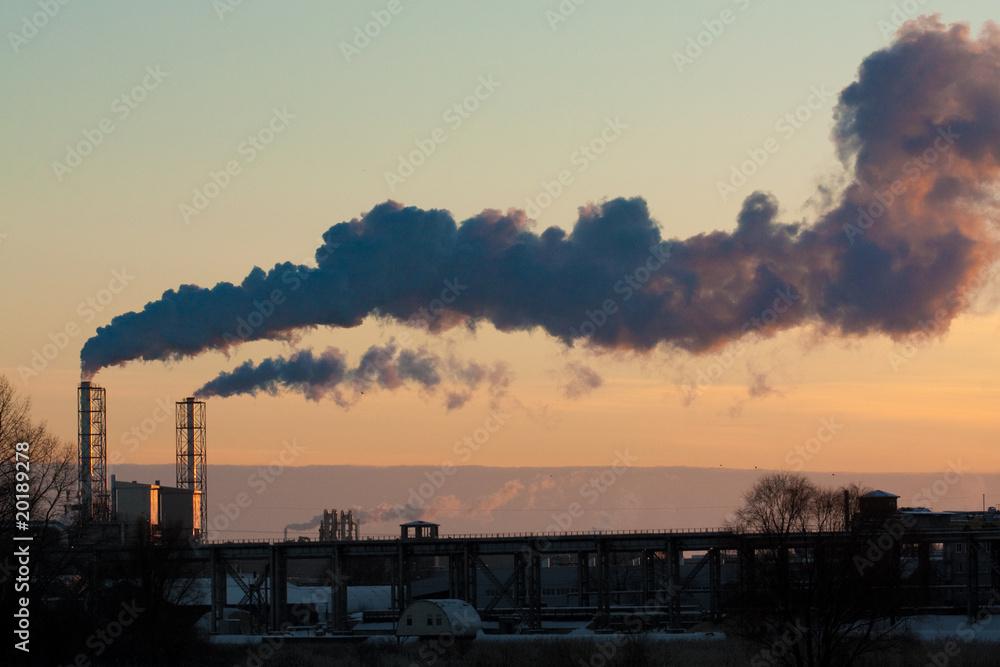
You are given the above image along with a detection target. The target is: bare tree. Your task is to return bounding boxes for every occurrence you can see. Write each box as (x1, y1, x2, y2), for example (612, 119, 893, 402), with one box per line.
(0, 376, 78, 603)
(0, 377, 212, 665)
(0, 375, 77, 534)
(729, 473, 906, 667)
(607, 550, 642, 605)
(0, 375, 82, 665)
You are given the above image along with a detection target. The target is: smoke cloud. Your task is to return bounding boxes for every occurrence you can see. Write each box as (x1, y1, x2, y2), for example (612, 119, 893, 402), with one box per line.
(350, 502, 421, 525)
(81, 21, 1000, 386)
(352, 479, 525, 527)
(284, 514, 323, 532)
(470, 479, 524, 522)
(560, 362, 604, 399)
(194, 340, 509, 407)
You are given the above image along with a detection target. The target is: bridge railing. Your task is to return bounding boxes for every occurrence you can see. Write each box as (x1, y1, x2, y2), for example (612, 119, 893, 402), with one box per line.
(200, 526, 733, 546)
(433, 527, 732, 540)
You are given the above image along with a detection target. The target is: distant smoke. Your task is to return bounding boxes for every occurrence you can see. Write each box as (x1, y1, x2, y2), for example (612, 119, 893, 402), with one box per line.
(194, 341, 509, 407)
(284, 514, 323, 532)
(728, 365, 780, 419)
(560, 362, 603, 399)
(352, 480, 525, 526)
(81, 20, 1000, 384)
(350, 503, 417, 525)
(351, 496, 461, 525)
(471, 480, 523, 523)
(524, 474, 558, 509)
(746, 367, 777, 399)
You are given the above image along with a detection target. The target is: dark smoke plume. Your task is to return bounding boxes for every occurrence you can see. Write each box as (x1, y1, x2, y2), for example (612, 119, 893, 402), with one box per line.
(194, 341, 507, 407)
(81, 20, 1000, 383)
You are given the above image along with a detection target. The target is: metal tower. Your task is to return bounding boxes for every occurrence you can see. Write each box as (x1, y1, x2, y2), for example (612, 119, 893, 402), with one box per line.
(78, 381, 110, 520)
(176, 397, 207, 538)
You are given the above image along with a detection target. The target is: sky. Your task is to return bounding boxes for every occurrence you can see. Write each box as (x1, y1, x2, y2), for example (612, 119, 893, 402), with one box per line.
(4, 0, 1000, 499)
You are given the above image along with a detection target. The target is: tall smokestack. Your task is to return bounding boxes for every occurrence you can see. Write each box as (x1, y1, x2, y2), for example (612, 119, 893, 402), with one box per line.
(78, 381, 109, 520)
(78, 382, 91, 519)
(186, 398, 195, 487)
(175, 397, 207, 539)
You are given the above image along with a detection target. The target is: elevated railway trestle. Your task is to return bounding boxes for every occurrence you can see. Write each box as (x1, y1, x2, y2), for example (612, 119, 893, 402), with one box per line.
(186, 527, 1000, 634)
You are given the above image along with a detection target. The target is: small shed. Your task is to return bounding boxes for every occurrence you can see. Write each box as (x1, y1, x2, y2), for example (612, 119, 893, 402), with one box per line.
(400, 520, 439, 540)
(396, 599, 481, 638)
(859, 490, 899, 517)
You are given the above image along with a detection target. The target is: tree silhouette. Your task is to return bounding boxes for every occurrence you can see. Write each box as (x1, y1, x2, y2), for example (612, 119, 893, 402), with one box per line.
(729, 472, 906, 667)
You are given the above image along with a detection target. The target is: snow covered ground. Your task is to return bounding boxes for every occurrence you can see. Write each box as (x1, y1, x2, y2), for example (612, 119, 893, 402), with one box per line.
(903, 614, 1000, 641)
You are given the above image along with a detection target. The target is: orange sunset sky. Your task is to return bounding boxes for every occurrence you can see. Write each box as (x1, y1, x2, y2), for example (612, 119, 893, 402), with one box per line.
(3, 1, 1000, 480)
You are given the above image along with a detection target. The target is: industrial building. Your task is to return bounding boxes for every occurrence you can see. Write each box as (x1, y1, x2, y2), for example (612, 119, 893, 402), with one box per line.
(397, 599, 481, 638)
(61, 380, 1000, 638)
(111, 477, 200, 542)
(76, 381, 205, 542)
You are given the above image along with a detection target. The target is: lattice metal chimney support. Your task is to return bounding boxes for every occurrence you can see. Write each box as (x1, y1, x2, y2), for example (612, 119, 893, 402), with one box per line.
(78, 381, 109, 520)
(176, 397, 207, 538)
